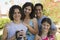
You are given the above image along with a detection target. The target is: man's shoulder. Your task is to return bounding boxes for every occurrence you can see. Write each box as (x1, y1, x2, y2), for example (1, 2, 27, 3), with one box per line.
(42, 15, 48, 18)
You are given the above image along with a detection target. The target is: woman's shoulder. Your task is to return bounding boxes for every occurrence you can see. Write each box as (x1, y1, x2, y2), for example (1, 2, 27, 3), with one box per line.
(4, 21, 13, 28)
(3, 22, 12, 31)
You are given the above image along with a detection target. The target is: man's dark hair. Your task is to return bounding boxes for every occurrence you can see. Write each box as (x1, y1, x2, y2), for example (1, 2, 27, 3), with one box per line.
(34, 3, 43, 10)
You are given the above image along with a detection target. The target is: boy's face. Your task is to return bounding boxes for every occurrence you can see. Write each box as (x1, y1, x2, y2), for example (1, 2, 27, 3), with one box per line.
(42, 22, 50, 33)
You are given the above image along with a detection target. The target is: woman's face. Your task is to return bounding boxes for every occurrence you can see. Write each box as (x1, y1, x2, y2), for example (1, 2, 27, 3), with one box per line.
(42, 22, 50, 33)
(24, 6, 32, 15)
(13, 8, 21, 21)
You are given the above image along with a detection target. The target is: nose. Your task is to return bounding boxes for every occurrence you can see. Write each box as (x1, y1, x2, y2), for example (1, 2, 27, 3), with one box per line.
(15, 13, 19, 16)
(44, 26, 48, 29)
(26, 9, 29, 12)
(37, 10, 40, 13)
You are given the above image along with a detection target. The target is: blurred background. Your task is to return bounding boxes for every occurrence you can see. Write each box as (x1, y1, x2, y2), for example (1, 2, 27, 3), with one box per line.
(0, 0, 60, 40)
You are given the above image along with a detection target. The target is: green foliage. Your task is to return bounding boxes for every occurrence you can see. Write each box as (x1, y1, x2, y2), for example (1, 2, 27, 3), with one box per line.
(0, 35, 2, 40)
(0, 18, 10, 29)
(40, 0, 60, 24)
(43, 8, 60, 24)
(43, 9, 50, 16)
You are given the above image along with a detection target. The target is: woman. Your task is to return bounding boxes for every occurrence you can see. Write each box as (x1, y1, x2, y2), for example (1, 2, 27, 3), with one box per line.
(22, 2, 38, 40)
(35, 18, 52, 40)
(2, 5, 27, 40)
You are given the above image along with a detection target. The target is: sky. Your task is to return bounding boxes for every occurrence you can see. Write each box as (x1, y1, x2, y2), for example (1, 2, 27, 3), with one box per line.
(0, 0, 59, 14)
(0, 0, 31, 14)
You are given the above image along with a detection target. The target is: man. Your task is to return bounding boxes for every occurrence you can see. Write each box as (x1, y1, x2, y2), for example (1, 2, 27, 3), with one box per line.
(34, 3, 56, 31)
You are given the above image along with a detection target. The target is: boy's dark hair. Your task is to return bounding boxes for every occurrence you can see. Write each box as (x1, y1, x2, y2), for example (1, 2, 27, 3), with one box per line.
(34, 3, 43, 10)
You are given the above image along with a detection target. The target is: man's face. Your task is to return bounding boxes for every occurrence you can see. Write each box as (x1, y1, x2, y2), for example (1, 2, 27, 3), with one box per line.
(35, 6, 43, 18)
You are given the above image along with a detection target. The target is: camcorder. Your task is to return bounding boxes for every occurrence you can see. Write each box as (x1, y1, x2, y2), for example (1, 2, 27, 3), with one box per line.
(15, 30, 27, 40)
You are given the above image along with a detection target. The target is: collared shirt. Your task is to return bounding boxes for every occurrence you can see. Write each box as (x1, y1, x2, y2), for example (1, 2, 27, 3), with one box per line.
(37, 15, 56, 31)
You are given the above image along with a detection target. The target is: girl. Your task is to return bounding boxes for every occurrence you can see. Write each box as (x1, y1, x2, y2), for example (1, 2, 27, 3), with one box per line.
(35, 18, 52, 40)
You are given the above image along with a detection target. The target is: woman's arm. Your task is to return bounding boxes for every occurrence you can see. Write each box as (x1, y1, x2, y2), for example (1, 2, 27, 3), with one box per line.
(24, 18, 38, 34)
(9, 35, 16, 40)
(33, 18, 38, 34)
(2, 25, 8, 40)
(2, 23, 16, 40)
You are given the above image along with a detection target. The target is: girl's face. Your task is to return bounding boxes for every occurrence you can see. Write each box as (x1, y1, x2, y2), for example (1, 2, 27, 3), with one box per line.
(24, 6, 32, 15)
(13, 8, 21, 21)
(42, 22, 51, 33)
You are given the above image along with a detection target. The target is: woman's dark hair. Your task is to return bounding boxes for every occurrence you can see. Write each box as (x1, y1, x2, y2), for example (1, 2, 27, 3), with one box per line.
(38, 18, 51, 37)
(34, 3, 43, 10)
(9, 5, 22, 21)
(22, 2, 35, 20)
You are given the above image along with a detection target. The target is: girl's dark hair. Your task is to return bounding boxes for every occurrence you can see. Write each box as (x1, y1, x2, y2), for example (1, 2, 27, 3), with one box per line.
(38, 18, 51, 37)
(34, 3, 43, 10)
(22, 2, 35, 20)
(9, 5, 22, 21)
(41, 18, 51, 25)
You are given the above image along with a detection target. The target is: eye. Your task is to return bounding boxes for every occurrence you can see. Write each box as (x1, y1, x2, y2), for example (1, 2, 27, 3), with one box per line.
(43, 24, 46, 26)
(18, 12, 20, 14)
(28, 9, 30, 11)
(25, 8, 27, 10)
(14, 12, 16, 14)
(47, 25, 49, 26)
(59, 28, 60, 30)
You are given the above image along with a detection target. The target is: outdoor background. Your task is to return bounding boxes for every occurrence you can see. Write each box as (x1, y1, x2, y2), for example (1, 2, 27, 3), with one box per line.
(0, 0, 60, 40)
